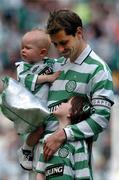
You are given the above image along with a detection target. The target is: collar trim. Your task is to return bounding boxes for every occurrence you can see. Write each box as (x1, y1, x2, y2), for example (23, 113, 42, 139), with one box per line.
(75, 45, 92, 65)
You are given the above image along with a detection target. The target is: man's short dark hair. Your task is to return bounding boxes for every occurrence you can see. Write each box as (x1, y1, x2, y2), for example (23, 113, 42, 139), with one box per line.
(46, 9, 83, 36)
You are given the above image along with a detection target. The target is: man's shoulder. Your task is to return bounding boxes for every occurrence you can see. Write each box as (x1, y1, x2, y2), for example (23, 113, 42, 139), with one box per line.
(89, 51, 106, 65)
(88, 51, 111, 72)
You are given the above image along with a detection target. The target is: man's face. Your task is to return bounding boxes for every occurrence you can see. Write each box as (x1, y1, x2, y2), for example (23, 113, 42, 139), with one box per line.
(51, 30, 81, 62)
(53, 99, 72, 118)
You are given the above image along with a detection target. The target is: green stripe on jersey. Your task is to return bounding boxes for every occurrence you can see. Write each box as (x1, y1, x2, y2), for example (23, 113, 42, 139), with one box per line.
(48, 90, 79, 104)
(24, 74, 34, 90)
(87, 118, 103, 134)
(95, 109, 110, 119)
(92, 80, 113, 93)
(59, 70, 92, 83)
(70, 124, 85, 139)
(75, 160, 89, 170)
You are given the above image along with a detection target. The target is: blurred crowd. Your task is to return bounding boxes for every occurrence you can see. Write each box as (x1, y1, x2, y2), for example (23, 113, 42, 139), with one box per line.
(0, 0, 118, 179)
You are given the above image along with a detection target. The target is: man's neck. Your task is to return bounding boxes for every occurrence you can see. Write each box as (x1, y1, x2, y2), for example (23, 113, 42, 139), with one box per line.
(70, 41, 87, 63)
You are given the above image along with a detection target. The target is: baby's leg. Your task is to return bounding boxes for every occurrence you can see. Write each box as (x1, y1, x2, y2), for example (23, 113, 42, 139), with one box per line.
(17, 126, 44, 171)
(26, 126, 44, 146)
(37, 173, 45, 180)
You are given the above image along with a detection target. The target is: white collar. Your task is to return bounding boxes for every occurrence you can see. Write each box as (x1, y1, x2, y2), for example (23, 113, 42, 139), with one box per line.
(75, 45, 92, 65)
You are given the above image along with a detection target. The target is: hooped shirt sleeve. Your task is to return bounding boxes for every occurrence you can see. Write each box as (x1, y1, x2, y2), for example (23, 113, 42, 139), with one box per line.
(15, 61, 38, 92)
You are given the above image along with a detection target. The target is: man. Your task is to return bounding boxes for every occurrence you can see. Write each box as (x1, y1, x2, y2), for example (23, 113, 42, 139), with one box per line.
(42, 9, 114, 179)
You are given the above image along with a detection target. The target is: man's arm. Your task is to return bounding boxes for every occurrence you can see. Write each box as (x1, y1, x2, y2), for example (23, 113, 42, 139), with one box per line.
(43, 97, 112, 161)
(43, 129, 66, 161)
(64, 98, 112, 141)
(64, 65, 114, 141)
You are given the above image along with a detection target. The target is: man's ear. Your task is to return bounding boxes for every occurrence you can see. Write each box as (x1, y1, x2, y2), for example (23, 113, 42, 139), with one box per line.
(76, 27, 83, 38)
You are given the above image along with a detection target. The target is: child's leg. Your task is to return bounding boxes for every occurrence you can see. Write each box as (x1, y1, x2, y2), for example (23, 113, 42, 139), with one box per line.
(37, 173, 45, 180)
(26, 126, 44, 147)
(18, 126, 44, 171)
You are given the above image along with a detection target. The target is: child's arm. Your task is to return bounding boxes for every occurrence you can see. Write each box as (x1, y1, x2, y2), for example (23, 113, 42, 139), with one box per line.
(37, 71, 61, 84)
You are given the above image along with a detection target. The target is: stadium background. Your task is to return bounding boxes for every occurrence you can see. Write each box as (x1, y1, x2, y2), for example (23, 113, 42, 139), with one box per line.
(0, 0, 119, 179)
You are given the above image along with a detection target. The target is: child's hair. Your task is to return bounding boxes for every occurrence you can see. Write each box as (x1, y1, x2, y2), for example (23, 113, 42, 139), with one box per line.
(70, 95, 94, 124)
(23, 28, 51, 50)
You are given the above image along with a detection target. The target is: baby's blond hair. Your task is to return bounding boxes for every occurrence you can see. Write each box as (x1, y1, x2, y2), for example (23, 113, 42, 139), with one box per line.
(23, 28, 51, 50)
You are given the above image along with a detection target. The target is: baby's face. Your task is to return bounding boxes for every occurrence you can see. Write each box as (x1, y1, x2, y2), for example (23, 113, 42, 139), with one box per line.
(53, 99, 72, 118)
(20, 34, 44, 64)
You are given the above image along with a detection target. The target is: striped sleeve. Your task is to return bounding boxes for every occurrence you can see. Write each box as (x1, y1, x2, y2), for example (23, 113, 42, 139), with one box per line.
(15, 62, 38, 91)
(64, 64, 114, 141)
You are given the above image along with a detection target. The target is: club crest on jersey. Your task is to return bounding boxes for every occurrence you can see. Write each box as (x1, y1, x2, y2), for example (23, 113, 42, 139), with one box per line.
(46, 164, 64, 178)
(65, 80, 76, 93)
(58, 147, 69, 158)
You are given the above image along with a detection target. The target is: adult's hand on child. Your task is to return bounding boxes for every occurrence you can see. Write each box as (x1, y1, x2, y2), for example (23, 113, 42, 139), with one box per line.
(43, 129, 66, 161)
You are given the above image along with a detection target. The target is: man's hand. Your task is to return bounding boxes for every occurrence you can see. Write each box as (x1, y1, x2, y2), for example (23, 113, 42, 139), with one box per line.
(43, 129, 66, 161)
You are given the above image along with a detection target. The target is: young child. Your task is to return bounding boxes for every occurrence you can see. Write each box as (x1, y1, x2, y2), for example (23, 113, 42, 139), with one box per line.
(36, 95, 94, 180)
(16, 28, 61, 102)
(14, 29, 63, 170)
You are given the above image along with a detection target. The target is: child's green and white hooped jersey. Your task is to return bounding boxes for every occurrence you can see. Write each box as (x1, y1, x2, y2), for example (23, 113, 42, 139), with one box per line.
(46, 45, 114, 139)
(36, 134, 91, 180)
(15, 57, 64, 103)
(14, 57, 64, 134)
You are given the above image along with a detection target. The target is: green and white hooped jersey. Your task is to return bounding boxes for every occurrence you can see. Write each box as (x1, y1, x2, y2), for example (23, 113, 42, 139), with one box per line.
(15, 57, 64, 102)
(36, 134, 91, 180)
(46, 45, 114, 140)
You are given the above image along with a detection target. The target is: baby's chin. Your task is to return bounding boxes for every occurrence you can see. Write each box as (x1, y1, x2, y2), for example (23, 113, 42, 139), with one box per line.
(22, 57, 36, 64)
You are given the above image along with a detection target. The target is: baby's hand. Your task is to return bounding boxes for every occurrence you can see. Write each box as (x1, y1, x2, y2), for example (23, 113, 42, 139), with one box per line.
(47, 71, 61, 82)
(37, 71, 61, 84)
